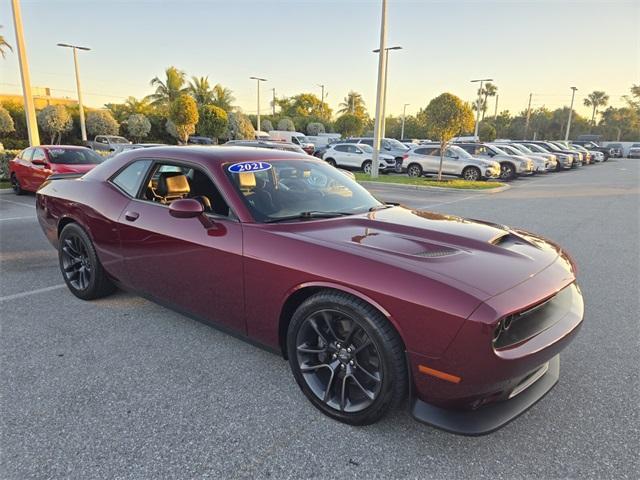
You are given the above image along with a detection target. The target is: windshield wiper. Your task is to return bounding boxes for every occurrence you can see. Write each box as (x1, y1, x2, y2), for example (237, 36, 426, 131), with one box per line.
(265, 211, 352, 223)
(368, 204, 393, 212)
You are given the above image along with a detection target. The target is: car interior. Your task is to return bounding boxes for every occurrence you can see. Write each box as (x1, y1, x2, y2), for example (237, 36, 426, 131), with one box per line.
(144, 164, 230, 217)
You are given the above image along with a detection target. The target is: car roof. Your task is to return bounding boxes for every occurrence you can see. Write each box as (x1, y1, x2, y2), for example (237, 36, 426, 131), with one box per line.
(39, 145, 91, 150)
(131, 145, 309, 164)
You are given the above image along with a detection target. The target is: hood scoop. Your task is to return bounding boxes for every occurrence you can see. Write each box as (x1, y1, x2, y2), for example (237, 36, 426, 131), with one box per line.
(351, 231, 459, 259)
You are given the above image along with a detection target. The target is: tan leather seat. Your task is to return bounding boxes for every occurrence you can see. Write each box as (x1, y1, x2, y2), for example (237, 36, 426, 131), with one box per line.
(156, 172, 190, 203)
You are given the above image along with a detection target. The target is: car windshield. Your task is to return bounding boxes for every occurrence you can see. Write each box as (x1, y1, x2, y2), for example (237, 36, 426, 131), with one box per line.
(524, 143, 548, 153)
(225, 159, 383, 222)
(447, 145, 472, 158)
(488, 145, 509, 156)
(359, 144, 373, 153)
(511, 144, 530, 153)
(47, 148, 104, 164)
(107, 136, 129, 144)
(294, 136, 310, 144)
(496, 145, 519, 155)
(386, 139, 409, 150)
(541, 142, 561, 151)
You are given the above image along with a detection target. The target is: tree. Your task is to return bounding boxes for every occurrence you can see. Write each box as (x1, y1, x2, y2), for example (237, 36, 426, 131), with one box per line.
(338, 91, 367, 119)
(105, 96, 152, 123)
(147, 66, 187, 109)
(277, 117, 295, 131)
(126, 114, 151, 142)
(471, 97, 488, 117)
(168, 95, 199, 144)
(419, 93, 474, 180)
(188, 76, 214, 107)
(197, 105, 228, 140)
(583, 91, 609, 125)
(0, 106, 15, 134)
(334, 113, 364, 138)
(306, 122, 325, 136)
(479, 83, 497, 121)
(0, 25, 12, 58)
(37, 105, 73, 144)
(276, 93, 332, 122)
(260, 119, 273, 132)
(226, 111, 255, 140)
(86, 110, 120, 136)
(478, 122, 496, 142)
(212, 84, 235, 111)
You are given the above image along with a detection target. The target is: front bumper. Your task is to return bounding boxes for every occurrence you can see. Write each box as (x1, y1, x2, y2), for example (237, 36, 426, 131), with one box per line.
(411, 355, 560, 435)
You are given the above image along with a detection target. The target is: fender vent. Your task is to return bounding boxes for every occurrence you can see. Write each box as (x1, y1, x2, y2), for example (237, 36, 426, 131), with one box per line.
(415, 248, 457, 258)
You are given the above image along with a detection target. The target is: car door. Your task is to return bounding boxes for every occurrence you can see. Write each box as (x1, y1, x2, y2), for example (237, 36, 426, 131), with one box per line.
(413, 147, 437, 173)
(116, 160, 245, 334)
(442, 148, 462, 175)
(28, 148, 53, 190)
(331, 145, 351, 167)
(11, 148, 33, 188)
(348, 145, 364, 167)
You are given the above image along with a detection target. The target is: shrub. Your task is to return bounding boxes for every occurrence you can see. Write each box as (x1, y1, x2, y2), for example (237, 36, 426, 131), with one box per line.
(197, 105, 228, 140)
(306, 122, 325, 136)
(86, 110, 120, 136)
(168, 95, 199, 144)
(260, 119, 273, 132)
(277, 117, 295, 131)
(226, 111, 255, 140)
(0, 149, 22, 180)
(0, 106, 15, 134)
(126, 114, 151, 142)
(334, 113, 363, 137)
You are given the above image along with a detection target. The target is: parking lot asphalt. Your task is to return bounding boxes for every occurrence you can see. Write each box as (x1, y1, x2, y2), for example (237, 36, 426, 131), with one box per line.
(1, 160, 638, 479)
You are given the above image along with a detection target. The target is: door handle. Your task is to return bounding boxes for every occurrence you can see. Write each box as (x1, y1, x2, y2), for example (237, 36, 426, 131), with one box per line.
(125, 211, 140, 222)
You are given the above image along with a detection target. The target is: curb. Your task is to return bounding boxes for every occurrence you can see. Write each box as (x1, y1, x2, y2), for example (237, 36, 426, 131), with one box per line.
(358, 180, 511, 194)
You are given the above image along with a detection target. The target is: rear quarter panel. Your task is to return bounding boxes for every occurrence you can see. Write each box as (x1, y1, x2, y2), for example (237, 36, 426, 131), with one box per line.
(37, 177, 131, 282)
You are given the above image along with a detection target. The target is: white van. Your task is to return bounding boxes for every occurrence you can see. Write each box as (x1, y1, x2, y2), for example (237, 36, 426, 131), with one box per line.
(306, 133, 341, 147)
(268, 130, 315, 153)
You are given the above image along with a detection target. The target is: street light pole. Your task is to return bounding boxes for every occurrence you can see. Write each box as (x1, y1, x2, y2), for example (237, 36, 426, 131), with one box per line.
(471, 78, 492, 139)
(400, 103, 410, 139)
(524, 92, 533, 140)
(373, 45, 402, 139)
(57, 43, 90, 142)
(271, 88, 276, 116)
(318, 84, 325, 104)
(250, 76, 267, 133)
(11, 0, 40, 146)
(494, 94, 499, 120)
(565, 86, 578, 142)
(371, 0, 388, 178)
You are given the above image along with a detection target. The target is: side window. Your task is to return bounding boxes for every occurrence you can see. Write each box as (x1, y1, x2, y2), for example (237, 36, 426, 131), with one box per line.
(20, 148, 34, 161)
(334, 145, 349, 153)
(32, 149, 47, 162)
(348, 145, 360, 153)
(143, 162, 230, 217)
(112, 160, 152, 196)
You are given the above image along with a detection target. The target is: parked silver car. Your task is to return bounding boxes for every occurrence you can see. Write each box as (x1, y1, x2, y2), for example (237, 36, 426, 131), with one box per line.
(490, 143, 549, 173)
(402, 144, 501, 180)
(322, 143, 397, 174)
(455, 143, 534, 179)
(505, 143, 558, 171)
(515, 142, 573, 170)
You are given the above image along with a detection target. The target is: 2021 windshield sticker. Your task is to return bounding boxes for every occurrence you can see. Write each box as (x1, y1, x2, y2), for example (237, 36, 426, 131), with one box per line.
(228, 161, 272, 173)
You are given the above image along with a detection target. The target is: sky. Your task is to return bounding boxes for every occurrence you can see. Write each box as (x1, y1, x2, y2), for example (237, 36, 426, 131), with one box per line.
(1, 0, 639, 119)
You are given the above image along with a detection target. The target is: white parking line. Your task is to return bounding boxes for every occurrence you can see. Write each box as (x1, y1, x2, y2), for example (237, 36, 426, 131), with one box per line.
(0, 216, 35, 221)
(0, 198, 36, 209)
(0, 284, 66, 302)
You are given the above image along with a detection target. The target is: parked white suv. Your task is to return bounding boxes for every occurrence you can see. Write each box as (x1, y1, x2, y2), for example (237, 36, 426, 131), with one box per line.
(455, 143, 534, 179)
(402, 145, 501, 180)
(322, 143, 396, 174)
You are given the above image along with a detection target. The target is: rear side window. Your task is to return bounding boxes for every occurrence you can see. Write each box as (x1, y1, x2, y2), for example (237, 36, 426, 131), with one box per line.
(20, 148, 33, 160)
(360, 139, 373, 146)
(112, 160, 152, 196)
(334, 145, 349, 152)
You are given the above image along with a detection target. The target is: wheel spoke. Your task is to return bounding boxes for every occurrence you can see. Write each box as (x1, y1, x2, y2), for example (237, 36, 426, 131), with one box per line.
(308, 318, 329, 346)
(354, 339, 372, 354)
(317, 311, 341, 343)
(322, 363, 338, 402)
(340, 375, 348, 411)
(344, 321, 360, 345)
(348, 373, 375, 401)
(296, 343, 328, 354)
(64, 259, 81, 272)
(356, 364, 381, 383)
(300, 362, 331, 373)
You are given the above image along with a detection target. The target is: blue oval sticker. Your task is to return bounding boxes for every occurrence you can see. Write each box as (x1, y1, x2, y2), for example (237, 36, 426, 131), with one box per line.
(228, 161, 272, 173)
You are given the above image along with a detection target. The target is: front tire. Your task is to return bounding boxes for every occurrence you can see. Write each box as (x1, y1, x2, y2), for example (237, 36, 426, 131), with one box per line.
(10, 174, 24, 195)
(462, 166, 481, 181)
(500, 162, 516, 180)
(362, 160, 372, 175)
(287, 291, 407, 426)
(58, 223, 116, 300)
(325, 158, 337, 167)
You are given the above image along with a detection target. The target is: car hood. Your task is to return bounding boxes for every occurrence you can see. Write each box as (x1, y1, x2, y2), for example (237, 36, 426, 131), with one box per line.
(283, 207, 565, 299)
(52, 163, 98, 174)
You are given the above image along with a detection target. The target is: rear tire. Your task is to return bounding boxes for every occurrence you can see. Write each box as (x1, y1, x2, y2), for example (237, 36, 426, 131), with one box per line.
(325, 158, 337, 167)
(407, 163, 423, 177)
(500, 162, 516, 180)
(58, 223, 116, 300)
(287, 291, 407, 426)
(10, 174, 24, 195)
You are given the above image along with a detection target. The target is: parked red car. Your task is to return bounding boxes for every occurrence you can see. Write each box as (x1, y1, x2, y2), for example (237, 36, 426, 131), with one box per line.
(9, 145, 103, 194)
(35, 147, 584, 434)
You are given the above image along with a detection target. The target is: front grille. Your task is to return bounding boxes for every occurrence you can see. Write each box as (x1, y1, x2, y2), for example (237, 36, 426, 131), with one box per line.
(493, 284, 578, 349)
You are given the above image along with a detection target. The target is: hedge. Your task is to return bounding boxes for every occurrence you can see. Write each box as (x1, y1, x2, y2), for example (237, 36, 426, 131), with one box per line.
(1, 150, 21, 181)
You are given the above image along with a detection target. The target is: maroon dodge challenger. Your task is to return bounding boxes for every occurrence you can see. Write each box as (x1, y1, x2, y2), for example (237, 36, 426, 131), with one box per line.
(35, 146, 584, 435)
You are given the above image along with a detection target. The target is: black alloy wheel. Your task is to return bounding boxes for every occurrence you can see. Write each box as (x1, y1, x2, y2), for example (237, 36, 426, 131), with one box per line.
(500, 162, 515, 180)
(287, 292, 407, 425)
(58, 223, 116, 300)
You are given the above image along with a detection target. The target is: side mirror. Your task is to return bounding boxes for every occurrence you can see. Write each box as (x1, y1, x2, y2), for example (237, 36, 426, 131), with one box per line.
(169, 198, 204, 219)
(32, 159, 47, 167)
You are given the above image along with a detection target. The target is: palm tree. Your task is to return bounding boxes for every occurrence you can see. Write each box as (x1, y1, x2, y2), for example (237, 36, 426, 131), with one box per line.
(124, 96, 151, 115)
(147, 66, 187, 108)
(188, 76, 214, 107)
(0, 25, 12, 58)
(338, 91, 366, 116)
(212, 84, 235, 111)
(583, 90, 609, 125)
(479, 83, 497, 120)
